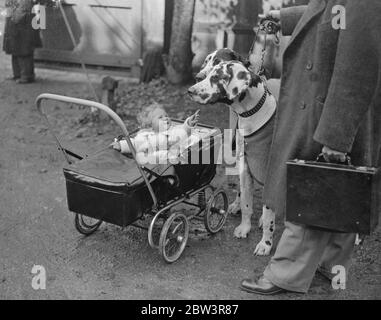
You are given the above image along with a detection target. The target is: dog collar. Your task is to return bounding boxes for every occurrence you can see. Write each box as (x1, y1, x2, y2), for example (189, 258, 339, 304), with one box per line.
(239, 88, 269, 118)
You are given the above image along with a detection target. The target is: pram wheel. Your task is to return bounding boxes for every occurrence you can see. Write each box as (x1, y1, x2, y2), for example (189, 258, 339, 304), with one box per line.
(148, 209, 169, 249)
(74, 214, 103, 236)
(204, 190, 228, 234)
(159, 213, 189, 263)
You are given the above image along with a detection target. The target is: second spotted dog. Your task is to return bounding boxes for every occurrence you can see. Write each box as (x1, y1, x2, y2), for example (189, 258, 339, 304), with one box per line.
(189, 50, 277, 256)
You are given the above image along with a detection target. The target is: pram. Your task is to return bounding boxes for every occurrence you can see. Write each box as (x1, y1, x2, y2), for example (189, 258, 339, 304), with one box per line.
(36, 94, 228, 263)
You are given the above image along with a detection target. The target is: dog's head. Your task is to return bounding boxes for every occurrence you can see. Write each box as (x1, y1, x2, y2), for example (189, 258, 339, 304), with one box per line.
(188, 61, 261, 105)
(195, 48, 250, 82)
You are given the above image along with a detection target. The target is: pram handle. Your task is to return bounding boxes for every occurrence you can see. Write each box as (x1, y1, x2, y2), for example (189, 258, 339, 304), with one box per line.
(35, 93, 158, 208)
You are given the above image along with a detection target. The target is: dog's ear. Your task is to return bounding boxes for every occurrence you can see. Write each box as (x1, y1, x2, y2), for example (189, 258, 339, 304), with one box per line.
(243, 59, 252, 69)
(221, 63, 251, 101)
(201, 52, 213, 69)
(232, 52, 251, 69)
(248, 70, 262, 88)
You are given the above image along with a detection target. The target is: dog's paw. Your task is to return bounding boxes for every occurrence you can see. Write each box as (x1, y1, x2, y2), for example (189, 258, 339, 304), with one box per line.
(234, 223, 251, 238)
(228, 203, 241, 216)
(254, 240, 272, 256)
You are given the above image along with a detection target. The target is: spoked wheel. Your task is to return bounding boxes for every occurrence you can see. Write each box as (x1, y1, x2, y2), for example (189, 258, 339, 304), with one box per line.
(197, 185, 215, 212)
(159, 213, 189, 263)
(74, 214, 103, 236)
(204, 189, 228, 234)
(148, 209, 170, 249)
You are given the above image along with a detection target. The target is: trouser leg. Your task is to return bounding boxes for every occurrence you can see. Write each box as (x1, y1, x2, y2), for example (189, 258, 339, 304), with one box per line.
(18, 54, 35, 81)
(11, 55, 21, 79)
(264, 222, 357, 293)
(318, 233, 357, 280)
(264, 222, 332, 293)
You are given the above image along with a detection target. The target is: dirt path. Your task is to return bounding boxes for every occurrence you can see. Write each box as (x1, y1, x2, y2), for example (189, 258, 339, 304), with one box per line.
(0, 52, 380, 300)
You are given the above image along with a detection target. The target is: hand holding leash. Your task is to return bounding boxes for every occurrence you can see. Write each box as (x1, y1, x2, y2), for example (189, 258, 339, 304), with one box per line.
(258, 11, 281, 35)
(250, 12, 282, 76)
(259, 10, 281, 23)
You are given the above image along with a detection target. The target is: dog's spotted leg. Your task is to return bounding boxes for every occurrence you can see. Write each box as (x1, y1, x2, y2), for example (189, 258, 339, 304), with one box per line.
(254, 206, 275, 256)
(234, 158, 254, 238)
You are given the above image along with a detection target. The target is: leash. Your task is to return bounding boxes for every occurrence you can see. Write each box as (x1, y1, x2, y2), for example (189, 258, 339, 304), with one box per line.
(56, 0, 100, 105)
(248, 17, 281, 78)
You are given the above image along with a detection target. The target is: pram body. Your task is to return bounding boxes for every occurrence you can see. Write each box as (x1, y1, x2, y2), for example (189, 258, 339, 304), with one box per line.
(37, 94, 228, 263)
(63, 127, 219, 228)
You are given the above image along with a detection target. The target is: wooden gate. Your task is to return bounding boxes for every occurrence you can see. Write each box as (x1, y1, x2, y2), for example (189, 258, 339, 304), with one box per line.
(35, 0, 143, 69)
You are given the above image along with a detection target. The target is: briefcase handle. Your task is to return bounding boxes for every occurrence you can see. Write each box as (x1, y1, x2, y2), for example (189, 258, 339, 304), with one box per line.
(316, 153, 353, 166)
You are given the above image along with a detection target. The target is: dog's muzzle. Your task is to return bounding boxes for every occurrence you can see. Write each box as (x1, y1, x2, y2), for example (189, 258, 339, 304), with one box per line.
(188, 87, 197, 97)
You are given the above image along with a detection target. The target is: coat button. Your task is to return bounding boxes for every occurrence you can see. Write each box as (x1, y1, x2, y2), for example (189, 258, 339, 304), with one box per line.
(306, 61, 313, 70)
(300, 101, 307, 110)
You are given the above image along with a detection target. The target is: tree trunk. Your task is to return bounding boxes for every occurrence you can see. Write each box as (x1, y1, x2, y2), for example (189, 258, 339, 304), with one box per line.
(164, 0, 196, 84)
(164, 0, 174, 55)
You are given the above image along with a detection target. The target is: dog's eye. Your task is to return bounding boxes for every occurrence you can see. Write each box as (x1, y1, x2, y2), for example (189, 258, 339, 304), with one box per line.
(210, 74, 219, 85)
(213, 59, 221, 66)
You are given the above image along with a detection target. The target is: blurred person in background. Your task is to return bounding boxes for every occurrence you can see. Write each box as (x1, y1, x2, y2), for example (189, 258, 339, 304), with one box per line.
(3, 0, 42, 83)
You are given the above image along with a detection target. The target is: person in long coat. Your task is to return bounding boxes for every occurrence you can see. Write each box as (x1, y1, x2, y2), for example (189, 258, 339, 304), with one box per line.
(240, 0, 381, 295)
(3, 0, 42, 83)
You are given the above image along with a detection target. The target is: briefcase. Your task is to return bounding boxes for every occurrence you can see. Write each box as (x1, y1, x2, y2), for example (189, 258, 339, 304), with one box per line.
(286, 159, 380, 235)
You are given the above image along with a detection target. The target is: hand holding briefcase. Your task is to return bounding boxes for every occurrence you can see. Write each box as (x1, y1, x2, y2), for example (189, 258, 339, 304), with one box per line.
(286, 155, 380, 235)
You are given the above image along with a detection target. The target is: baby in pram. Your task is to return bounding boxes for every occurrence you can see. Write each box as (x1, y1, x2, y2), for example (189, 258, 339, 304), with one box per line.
(112, 103, 200, 165)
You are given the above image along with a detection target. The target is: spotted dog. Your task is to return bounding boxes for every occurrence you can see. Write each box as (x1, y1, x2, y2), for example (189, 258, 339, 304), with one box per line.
(195, 48, 250, 81)
(189, 58, 277, 256)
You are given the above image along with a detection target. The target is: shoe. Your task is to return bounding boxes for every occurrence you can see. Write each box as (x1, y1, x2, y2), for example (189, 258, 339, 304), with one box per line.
(240, 276, 287, 295)
(16, 78, 35, 84)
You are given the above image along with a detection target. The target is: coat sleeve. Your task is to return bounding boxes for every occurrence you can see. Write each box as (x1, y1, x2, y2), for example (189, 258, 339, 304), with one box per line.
(313, 0, 381, 153)
(280, 5, 307, 36)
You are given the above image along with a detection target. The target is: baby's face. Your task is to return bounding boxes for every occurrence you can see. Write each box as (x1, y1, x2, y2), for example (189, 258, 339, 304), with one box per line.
(151, 108, 171, 132)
